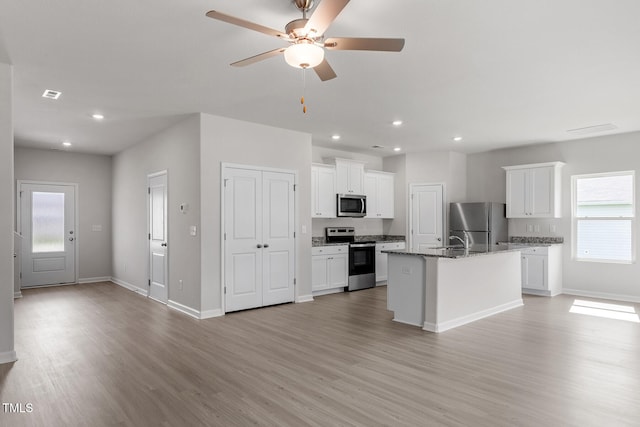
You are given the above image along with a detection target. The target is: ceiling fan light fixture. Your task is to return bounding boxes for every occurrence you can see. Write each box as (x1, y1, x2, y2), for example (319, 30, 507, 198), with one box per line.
(284, 42, 324, 69)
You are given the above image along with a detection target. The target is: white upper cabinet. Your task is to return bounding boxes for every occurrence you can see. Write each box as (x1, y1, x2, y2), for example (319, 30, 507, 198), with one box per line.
(364, 171, 395, 219)
(311, 164, 336, 218)
(503, 162, 565, 218)
(335, 158, 365, 194)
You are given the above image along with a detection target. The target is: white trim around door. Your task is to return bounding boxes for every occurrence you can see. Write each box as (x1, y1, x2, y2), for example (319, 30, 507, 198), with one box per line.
(408, 183, 446, 252)
(17, 180, 79, 288)
(220, 163, 298, 315)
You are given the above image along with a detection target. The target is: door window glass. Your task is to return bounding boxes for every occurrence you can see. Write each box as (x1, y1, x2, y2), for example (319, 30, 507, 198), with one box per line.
(32, 192, 65, 253)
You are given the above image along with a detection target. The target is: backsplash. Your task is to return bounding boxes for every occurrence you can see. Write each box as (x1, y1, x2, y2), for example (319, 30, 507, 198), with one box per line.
(312, 235, 405, 246)
(510, 236, 564, 244)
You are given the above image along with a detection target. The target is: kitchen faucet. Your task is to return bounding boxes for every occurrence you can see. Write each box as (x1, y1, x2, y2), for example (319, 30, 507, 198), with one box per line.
(449, 231, 470, 249)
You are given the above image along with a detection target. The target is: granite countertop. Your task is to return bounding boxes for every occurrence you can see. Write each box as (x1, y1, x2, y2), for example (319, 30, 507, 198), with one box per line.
(509, 236, 564, 244)
(383, 243, 529, 259)
(312, 235, 405, 247)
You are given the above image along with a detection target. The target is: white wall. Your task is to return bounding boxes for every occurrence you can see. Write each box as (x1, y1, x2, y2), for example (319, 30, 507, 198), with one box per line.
(112, 115, 201, 311)
(200, 114, 313, 311)
(312, 146, 383, 170)
(467, 131, 640, 301)
(14, 148, 112, 281)
(383, 151, 468, 238)
(0, 62, 16, 363)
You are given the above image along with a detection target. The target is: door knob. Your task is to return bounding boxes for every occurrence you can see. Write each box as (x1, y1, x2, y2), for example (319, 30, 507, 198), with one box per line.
(437, 237, 442, 241)
(257, 244, 263, 248)
(69, 237, 74, 242)
(161, 242, 167, 247)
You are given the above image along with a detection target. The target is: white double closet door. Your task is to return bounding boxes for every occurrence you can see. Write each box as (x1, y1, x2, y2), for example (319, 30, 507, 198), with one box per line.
(224, 166, 295, 312)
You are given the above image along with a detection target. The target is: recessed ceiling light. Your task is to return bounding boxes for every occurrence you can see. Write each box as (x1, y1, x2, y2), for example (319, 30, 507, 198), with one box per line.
(62, 141, 72, 147)
(42, 89, 62, 100)
(452, 136, 463, 142)
(392, 120, 403, 126)
(393, 147, 401, 152)
(331, 134, 341, 141)
(92, 113, 105, 120)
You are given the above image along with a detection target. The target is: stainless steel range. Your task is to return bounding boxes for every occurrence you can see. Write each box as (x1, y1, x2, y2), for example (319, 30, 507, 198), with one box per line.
(325, 227, 376, 291)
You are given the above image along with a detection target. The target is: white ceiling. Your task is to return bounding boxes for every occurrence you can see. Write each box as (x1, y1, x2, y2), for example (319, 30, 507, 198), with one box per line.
(1, 0, 639, 156)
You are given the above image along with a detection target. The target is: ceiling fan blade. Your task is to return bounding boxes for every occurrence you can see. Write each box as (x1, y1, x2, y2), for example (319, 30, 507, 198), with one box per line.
(314, 59, 337, 81)
(231, 48, 286, 67)
(206, 10, 288, 39)
(324, 37, 405, 52)
(303, 0, 350, 37)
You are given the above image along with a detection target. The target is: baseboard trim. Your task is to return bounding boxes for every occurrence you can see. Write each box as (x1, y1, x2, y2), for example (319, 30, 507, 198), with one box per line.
(167, 300, 201, 319)
(423, 299, 524, 333)
(110, 277, 149, 297)
(200, 309, 224, 319)
(0, 350, 17, 364)
(562, 288, 640, 304)
(14, 291, 22, 299)
(78, 276, 111, 284)
(296, 294, 314, 303)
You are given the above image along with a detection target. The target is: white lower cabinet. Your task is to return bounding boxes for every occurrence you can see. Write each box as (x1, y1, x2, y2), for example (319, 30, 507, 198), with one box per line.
(520, 245, 562, 296)
(375, 241, 406, 283)
(312, 245, 348, 294)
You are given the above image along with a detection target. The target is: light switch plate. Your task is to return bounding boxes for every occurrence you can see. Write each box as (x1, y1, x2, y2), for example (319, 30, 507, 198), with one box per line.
(189, 225, 197, 236)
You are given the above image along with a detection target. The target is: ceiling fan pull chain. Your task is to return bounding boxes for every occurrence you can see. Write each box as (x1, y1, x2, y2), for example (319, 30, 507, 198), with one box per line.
(301, 68, 307, 113)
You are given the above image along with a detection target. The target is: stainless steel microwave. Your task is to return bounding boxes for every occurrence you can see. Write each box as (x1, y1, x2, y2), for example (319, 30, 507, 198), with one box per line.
(337, 194, 366, 217)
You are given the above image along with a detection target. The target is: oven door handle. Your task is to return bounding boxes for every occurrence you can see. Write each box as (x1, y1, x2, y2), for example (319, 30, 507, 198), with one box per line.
(350, 243, 376, 248)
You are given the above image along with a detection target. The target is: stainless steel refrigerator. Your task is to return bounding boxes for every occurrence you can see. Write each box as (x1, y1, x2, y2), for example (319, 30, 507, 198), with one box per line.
(449, 202, 507, 248)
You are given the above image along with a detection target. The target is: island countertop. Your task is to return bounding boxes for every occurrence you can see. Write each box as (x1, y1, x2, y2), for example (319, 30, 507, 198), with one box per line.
(383, 243, 531, 259)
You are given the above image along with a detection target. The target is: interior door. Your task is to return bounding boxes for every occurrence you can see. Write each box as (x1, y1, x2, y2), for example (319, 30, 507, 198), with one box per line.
(224, 167, 295, 312)
(410, 184, 444, 251)
(261, 171, 295, 306)
(148, 172, 168, 304)
(20, 182, 76, 287)
(224, 168, 264, 312)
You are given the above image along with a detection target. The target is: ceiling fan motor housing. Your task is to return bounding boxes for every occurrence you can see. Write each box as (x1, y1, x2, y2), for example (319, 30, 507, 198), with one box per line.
(285, 18, 312, 39)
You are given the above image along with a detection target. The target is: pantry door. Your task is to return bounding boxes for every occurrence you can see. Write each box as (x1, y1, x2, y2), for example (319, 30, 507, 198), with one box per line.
(19, 182, 76, 287)
(409, 183, 444, 251)
(223, 166, 295, 312)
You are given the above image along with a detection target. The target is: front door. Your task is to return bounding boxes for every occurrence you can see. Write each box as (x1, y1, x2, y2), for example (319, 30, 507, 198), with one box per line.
(224, 166, 295, 312)
(19, 182, 76, 287)
(148, 172, 168, 304)
(410, 184, 444, 251)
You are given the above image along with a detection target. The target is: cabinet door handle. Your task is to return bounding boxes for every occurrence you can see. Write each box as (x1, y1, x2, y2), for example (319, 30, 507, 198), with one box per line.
(257, 244, 263, 248)
(264, 244, 269, 248)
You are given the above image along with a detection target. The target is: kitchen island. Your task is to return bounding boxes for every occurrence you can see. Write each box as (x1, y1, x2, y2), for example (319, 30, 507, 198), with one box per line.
(385, 245, 524, 333)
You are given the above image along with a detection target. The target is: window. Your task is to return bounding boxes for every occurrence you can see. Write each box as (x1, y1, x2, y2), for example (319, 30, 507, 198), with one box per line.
(572, 171, 635, 263)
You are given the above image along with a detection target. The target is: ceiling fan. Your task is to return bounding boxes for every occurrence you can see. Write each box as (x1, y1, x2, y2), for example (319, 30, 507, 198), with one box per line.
(205, 0, 405, 81)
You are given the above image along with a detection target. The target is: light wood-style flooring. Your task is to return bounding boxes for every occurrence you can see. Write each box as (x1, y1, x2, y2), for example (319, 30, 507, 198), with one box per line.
(1, 282, 639, 426)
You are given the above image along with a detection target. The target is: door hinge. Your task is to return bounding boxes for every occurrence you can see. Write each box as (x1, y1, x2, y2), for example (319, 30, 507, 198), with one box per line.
(20, 272, 22, 279)
(148, 279, 151, 287)
(224, 179, 229, 188)
(148, 233, 151, 240)
(224, 286, 227, 294)
(224, 232, 226, 240)
(148, 187, 151, 194)
(293, 184, 297, 191)
(293, 231, 296, 238)
(293, 278, 296, 285)
(19, 191, 23, 198)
